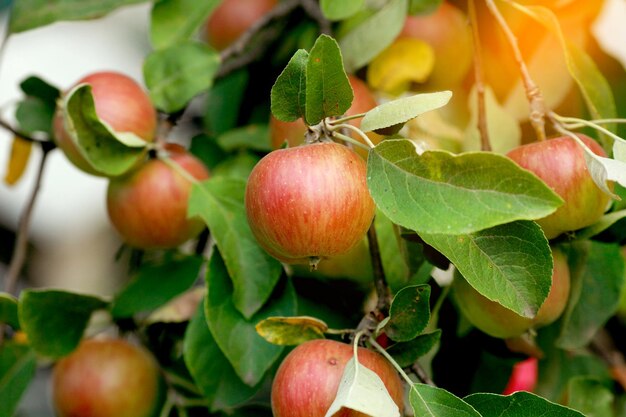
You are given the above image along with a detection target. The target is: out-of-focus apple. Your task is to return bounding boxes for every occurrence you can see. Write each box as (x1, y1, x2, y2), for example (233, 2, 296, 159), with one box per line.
(502, 357, 538, 395)
(205, 0, 277, 50)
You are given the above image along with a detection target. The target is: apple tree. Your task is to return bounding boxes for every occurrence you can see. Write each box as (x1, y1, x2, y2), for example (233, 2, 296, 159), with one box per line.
(2, 0, 626, 416)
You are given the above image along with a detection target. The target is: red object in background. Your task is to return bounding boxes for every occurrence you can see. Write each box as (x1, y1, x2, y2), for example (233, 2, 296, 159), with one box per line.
(503, 357, 538, 395)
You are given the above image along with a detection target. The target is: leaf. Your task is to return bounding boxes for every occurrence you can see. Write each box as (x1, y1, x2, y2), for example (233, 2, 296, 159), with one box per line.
(464, 391, 585, 416)
(305, 35, 353, 125)
(144, 41, 220, 113)
(362, 91, 451, 133)
(146, 287, 205, 324)
(150, 0, 220, 49)
(184, 302, 263, 411)
(385, 285, 430, 342)
(19, 76, 60, 104)
(0, 342, 37, 417)
(205, 249, 296, 387)
(15, 97, 55, 135)
(557, 241, 625, 349)
(387, 330, 441, 368)
(339, 0, 408, 73)
(216, 124, 272, 152)
(110, 255, 204, 318)
(422, 221, 552, 318)
(0, 293, 19, 329)
(188, 178, 283, 319)
(409, 0, 441, 14)
(212, 152, 261, 180)
(376, 211, 412, 293)
(410, 384, 481, 417)
(320, 0, 363, 21)
(18, 289, 108, 358)
(575, 209, 626, 240)
(367, 140, 563, 235)
(271, 49, 309, 122)
(255, 316, 327, 345)
(567, 377, 614, 417)
(204, 69, 249, 136)
(366, 38, 435, 96)
(62, 84, 148, 176)
(324, 356, 400, 417)
(8, 0, 146, 33)
(4, 136, 32, 186)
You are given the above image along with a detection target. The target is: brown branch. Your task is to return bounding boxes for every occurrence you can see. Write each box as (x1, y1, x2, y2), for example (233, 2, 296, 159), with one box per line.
(484, 0, 547, 141)
(0, 118, 51, 144)
(469, 0, 491, 152)
(410, 362, 437, 387)
(590, 329, 626, 391)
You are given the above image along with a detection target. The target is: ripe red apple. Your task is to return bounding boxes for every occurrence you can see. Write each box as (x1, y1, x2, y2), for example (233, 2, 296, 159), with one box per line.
(271, 339, 404, 417)
(107, 143, 210, 249)
(53, 71, 157, 176)
(52, 338, 162, 417)
(452, 247, 571, 338)
(506, 134, 611, 239)
(502, 357, 538, 395)
(245, 142, 376, 265)
(205, 0, 277, 50)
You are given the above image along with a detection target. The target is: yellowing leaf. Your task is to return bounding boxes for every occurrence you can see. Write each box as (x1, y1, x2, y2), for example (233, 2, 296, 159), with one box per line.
(255, 316, 328, 345)
(367, 38, 435, 96)
(4, 136, 32, 186)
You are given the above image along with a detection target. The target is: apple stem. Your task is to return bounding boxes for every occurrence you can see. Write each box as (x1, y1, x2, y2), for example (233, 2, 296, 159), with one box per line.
(331, 123, 375, 149)
(159, 154, 201, 185)
(484, 0, 547, 142)
(331, 132, 372, 152)
(468, 0, 492, 152)
(330, 112, 368, 125)
(551, 112, 626, 147)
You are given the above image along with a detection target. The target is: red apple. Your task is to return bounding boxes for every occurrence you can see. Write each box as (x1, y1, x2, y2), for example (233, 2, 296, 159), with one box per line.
(52, 338, 162, 417)
(107, 143, 210, 249)
(53, 71, 157, 176)
(452, 247, 571, 338)
(205, 0, 277, 50)
(506, 134, 611, 239)
(271, 339, 404, 417)
(245, 142, 376, 265)
(502, 357, 538, 395)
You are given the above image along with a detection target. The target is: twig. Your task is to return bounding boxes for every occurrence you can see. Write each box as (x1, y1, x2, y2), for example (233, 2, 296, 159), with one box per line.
(468, 0, 491, 152)
(485, 0, 547, 142)
(0, 118, 51, 144)
(590, 329, 626, 391)
(410, 362, 436, 387)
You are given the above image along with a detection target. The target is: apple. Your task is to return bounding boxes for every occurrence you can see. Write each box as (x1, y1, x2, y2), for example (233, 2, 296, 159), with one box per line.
(502, 357, 538, 395)
(107, 143, 210, 249)
(269, 75, 381, 158)
(205, 0, 277, 50)
(245, 142, 376, 266)
(53, 71, 157, 176)
(52, 338, 162, 417)
(452, 247, 571, 338)
(506, 134, 611, 239)
(271, 339, 404, 417)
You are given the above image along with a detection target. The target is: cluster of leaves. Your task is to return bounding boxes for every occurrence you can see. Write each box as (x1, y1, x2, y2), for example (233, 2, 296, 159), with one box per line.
(2, 0, 626, 417)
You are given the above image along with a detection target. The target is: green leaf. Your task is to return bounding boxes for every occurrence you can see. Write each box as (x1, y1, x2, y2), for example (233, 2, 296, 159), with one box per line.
(18, 289, 108, 358)
(409, 0, 442, 14)
(320, 0, 364, 21)
(150, 0, 220, 49)
(305, 35, 353, 125)
(16, 97, 55, 135)
(271, 49, 309, 123)
(256, 316, 327, 345)
(410, 384, 481, 417)
(204, 69, 249, 136)
(20, 76, 60, 104)
(205, 249, 296, 386)
(574, 209, 626, 240)
(188, 178, 283, 319)
(422, 221, 551, 318)
(557, 241, 625, 349)
(324, 355, 401, 417)
(0, 342, 37, 417)
(376, 211, 411, 293)
(111, 255, 204, 318)
(464, 391, 585, 416)
(385, 285, 430, 342)
(144, 41, 220, 113)
(0, 293, 19, 329)
(212, 152, 261, 180)
(216, 124, 272, 152)
(387, 330, 441, 368)
(184, 302, 262, 411)
(567, 377, 614, 417)
(367, 140, 563, 235)
(360, 91, 452, 133)
(339, 0, 407, 73)
(63, 84, 148, 176)
(8, 0, 146, 33)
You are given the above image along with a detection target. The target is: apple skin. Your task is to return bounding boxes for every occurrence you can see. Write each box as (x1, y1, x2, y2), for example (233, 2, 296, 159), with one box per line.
(107, 143, 210, 249)
(245, 142, 376, 265)
(271, 339, 404, 417)
(506, 134, 611, 239)
(502, 357, 538, 395)
(53, 71, 157, 176)
(452, 247, 571, 338)
(205, 0, 277, 50)
(52, 338, 163, 417)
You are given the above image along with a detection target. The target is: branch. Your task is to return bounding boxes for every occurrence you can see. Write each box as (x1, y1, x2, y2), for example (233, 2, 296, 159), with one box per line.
(0, 118, 51, 144)
(590, 328, 626, 391)
(469, 0, 491, 152)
